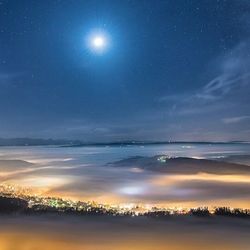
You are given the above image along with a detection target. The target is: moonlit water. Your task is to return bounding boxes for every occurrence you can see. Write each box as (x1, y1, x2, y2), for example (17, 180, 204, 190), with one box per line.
(0, 143, 250, 208)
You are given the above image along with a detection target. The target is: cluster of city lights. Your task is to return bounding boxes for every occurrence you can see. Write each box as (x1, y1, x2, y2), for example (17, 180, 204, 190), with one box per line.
(0, 184, 190, 215)
(1, 184, 250, 217)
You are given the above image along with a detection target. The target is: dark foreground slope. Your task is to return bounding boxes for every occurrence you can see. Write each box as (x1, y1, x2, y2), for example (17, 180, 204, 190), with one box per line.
(1, 196, 250, 218)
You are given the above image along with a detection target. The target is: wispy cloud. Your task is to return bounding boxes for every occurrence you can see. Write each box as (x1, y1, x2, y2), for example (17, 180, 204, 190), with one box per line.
(195, 41, 250, 101)
(222, 115, 250, 124)
(160, 40, 250, 116)
(196, 73, 250, 101)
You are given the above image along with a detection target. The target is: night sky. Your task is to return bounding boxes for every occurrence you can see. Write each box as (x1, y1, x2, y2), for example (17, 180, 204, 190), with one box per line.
(1, 0, 250, 141)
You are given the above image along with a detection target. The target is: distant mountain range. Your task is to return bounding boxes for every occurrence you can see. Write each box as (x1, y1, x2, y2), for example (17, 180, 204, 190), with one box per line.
(0, 138, 81, 146)
(0, 138, 248, 147)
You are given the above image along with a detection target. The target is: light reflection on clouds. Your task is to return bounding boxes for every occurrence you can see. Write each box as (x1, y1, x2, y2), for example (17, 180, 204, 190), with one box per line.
(0, 145, 250, 208)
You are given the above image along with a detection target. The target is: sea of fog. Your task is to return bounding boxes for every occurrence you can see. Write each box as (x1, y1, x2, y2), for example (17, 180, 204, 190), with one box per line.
(0, 143, 250, 208)
(1, 142, 250, 164)
(1, 215, 250, 250)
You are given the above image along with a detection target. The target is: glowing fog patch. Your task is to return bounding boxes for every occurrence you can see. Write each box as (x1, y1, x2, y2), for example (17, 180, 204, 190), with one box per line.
(119, 186, 145, 195)
(9, 176, 72, 194)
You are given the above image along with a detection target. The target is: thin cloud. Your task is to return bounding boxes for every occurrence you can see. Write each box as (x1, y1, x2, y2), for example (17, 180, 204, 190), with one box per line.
(222, 115, 250, 124)
(196, 73, 250, 101)
(160, 40, 250, 114)
(196, 41, 250, 101)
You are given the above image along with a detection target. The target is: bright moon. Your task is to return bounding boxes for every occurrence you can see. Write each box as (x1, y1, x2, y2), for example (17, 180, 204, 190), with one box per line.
(93, 36, 105, 48)
(87, 31, 110, 53)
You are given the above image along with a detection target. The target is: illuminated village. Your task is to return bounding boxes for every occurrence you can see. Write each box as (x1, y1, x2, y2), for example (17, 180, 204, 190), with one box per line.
(1, 184, 250, 218)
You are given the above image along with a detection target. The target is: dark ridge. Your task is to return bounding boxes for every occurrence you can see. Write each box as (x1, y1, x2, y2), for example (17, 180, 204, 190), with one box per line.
(0, 138, 248, 147)
(0, 196, 250, 219)
(0, 138, 81, 146)
(109, 155, 250, 175)
(0, 197, 28, 214)
(62, 141, 250, 147)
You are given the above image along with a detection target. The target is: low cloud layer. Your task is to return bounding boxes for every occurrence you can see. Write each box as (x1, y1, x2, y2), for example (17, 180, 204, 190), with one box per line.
(1, 147, 250, 208)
